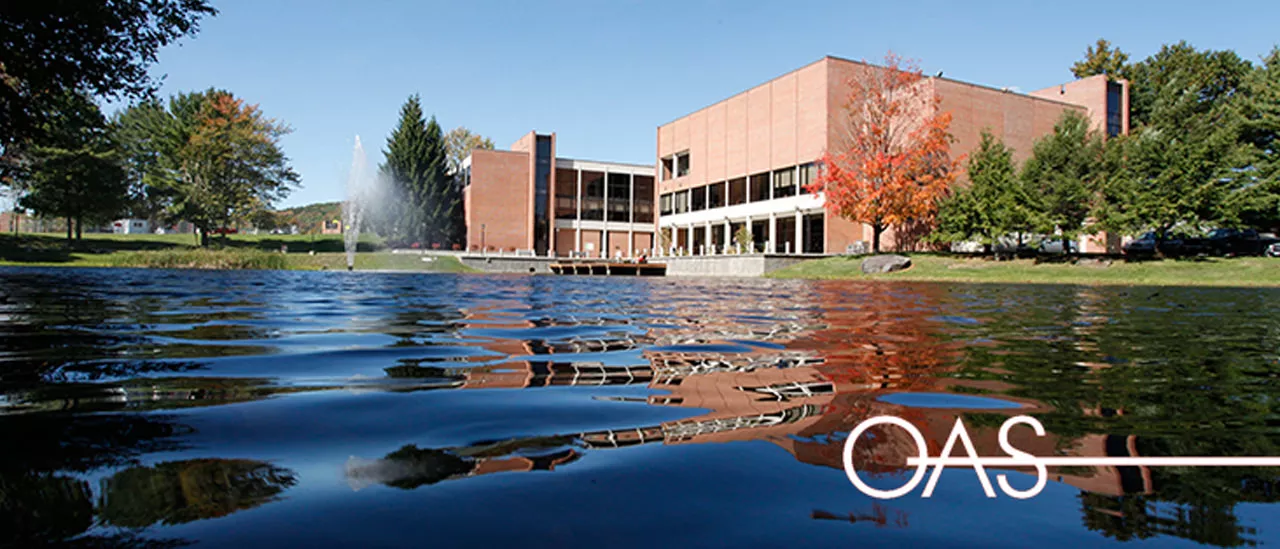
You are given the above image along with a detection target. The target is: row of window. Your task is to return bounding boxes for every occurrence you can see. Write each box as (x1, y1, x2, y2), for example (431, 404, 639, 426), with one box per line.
(658, 163, 817, 216)
(554, 169, 656, 223)
(660, 151, 691, 181)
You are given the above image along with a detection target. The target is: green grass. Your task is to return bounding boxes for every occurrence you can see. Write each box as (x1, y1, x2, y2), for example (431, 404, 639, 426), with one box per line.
(769, 253, 1280, 287)
(111, 248, 289, 270)
(0, 232, 473, 273)
(285, 252, 474, 273)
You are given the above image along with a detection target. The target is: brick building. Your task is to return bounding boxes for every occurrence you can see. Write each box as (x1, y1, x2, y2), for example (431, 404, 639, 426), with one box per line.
(462, 131, 656, 258)
(655, 56, 1129, 255)
(460, 56, 1129, 258)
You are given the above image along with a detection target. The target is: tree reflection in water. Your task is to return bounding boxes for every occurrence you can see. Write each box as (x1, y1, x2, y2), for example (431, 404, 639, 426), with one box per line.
(0, 409, 297, 547)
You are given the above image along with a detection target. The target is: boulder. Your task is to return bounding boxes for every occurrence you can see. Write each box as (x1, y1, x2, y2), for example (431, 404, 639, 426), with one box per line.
(861, 254, 912, 274)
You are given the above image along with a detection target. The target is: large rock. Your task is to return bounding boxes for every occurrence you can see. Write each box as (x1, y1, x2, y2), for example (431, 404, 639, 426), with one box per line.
(861, 254, 912, 274)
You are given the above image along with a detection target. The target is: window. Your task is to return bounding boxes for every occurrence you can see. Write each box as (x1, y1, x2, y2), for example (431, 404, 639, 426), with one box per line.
(749, 173, 769, 202)
(582, 171, 605, 220)
(1106, 81, 1123, 137)
(555, 168, 577, 220)
(708, 182, 725, 209)
(773, 169, 796, 198)
(659, 193, 673, 216)
(728, 178, 747, 205)
(675, 151, 690, 177)
(661, 156, 674, 181)
(674, 189, 689, 214)
(634, 176, 655, 223)
(798, 163, 816, 192)
(607, 173, 631, 221)
(533, 135, 552, 254)
(691, 185, 707, 211)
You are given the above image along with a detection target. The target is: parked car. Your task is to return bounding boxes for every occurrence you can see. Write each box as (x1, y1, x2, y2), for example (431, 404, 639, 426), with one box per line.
(1123, 232, 1209, 257)
(1037, 239, 1079, 255)
(1268, 241, 1280, 258)
(1207, 228, 1280, 256)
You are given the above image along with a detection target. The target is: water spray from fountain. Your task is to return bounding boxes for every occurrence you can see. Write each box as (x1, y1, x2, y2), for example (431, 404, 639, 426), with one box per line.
(343, 136, 372, 271)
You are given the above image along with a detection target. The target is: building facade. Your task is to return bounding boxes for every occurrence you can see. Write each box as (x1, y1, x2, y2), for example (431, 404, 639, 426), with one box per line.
(463, 131, 656, 258)
(655, 56, 1130, 255)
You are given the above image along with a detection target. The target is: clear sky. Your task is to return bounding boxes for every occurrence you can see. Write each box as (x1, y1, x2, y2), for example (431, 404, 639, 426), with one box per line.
(135, 0, 1280, 208)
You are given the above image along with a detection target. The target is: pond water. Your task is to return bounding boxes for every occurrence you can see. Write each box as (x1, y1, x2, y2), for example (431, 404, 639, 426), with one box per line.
(2, 267, 1279, 547)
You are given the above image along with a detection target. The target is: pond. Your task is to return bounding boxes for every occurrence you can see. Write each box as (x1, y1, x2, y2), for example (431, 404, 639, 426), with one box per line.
(2, 267, 1279, 547)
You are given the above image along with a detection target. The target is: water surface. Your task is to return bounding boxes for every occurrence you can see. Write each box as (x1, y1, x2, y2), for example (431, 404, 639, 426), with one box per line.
(2, 267, 1278, 547)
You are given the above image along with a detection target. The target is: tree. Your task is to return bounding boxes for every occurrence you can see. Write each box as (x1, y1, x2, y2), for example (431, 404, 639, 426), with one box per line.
(933, 131, 1032, 252)
(1070, 38, 1129, 80)
(1021, 110, 1106, 247)
(1233, 47, 1280, 230)
(1096, 124, 1245, 241)
(805, 52, 960, 253)
(1095, 43, 1256, 237)
(15, 91, 129, 243)
(379, 95, 457, 247)
(116, 89, 299, 246)
(1124, 42, 1253, 130)
(444, 126, 494, 176)
(0, 1, 216, 161)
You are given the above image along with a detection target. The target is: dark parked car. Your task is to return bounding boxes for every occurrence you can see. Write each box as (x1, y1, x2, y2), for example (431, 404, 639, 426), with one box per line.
(1207, 228, 1280, 256)
(1123, 232, 1204, 257)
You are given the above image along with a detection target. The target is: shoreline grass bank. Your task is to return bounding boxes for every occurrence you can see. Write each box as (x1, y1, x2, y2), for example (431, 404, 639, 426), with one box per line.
(0, 233, 474, 273)
(768, 254, 1280, 287)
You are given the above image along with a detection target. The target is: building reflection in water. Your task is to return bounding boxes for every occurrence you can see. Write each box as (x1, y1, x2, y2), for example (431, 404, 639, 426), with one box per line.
(346, 281, 1277, 547)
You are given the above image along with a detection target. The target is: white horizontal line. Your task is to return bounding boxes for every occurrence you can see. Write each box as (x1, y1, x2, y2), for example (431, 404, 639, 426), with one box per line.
(905, 457, 1280, 467)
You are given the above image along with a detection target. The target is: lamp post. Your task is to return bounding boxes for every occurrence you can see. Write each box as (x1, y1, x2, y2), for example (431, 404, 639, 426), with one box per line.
(481, 224, 486, 255)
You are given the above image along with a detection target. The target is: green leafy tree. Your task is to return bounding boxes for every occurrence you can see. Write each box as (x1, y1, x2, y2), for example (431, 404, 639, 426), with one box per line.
(1021, 111, 1107, 248)
(444, 126, 495, 176)
(379, 95, 457, 247)
(16, 91, 129, 243)
(1124, 42, 1253, 130)
(0, 0, 216, 173)
(1233, 47, 1280, 230)
(1096, 125, 1245, 240)
(97, 459, 296, 528)
(115, 89, 299, 246)
(1095, 43, 1256, 236)
(933, 130, 1032, 251)
(1071, 38, 1129, 80)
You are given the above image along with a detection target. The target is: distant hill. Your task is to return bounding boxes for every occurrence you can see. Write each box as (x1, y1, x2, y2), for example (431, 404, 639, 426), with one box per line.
(277, 202, 341, 233)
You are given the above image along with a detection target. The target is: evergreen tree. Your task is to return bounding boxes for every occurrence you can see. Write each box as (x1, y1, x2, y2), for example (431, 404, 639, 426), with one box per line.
(933, 131, 1031, 251)
(1123, 42, 1252, 130)
(378, 96, 458, 248)
(1095, 43, 1255, 236)
(1071, 38, 1129, 80)
(379, 95, 432, 244)
(1021, 111, 1107, 248)
(16, 91, 128, 243)
(421, 116, 461, 247)
(1233, 47, 1280, 230)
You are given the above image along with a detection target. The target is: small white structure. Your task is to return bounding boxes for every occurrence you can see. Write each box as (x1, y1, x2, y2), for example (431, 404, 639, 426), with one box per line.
(113, 219, 149, 234)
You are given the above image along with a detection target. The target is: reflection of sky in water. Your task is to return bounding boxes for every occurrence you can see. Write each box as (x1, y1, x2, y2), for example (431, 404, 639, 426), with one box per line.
(1, 267, 1279, 547)
(877, 392, 1024, 409)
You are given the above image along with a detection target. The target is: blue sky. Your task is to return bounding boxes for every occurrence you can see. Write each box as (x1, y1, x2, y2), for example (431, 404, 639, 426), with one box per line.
(134, 0, 1280, 208)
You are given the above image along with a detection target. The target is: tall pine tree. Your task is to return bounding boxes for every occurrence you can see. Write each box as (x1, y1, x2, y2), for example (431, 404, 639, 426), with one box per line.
(933, 131, 1032, 252)
(1021, 111, 1107, 248)
(379, 95, 458, 247)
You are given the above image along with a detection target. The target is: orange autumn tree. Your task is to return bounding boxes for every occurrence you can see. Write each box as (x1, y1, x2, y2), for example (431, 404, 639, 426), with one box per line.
(116, 89, 299, 246)
(806, 53, 961, 253)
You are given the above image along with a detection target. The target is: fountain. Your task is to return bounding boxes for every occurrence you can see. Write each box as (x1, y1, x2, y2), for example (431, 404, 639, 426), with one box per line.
(343, 136, 372, 271)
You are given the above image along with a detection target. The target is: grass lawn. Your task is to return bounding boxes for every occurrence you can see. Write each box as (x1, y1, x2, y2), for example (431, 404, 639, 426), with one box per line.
(769, 253, 1280, 287)
(0, 232, 473, 273)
